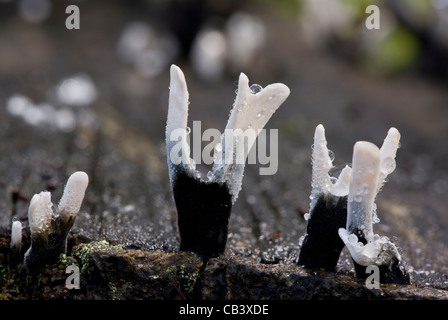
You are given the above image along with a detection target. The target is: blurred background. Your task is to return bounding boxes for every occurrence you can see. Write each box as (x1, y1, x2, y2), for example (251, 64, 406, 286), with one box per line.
(0, 0, 448, 287)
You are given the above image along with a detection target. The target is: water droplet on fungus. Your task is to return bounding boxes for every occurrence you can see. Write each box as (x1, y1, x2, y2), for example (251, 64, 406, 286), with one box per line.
(249, 83, 263, 93)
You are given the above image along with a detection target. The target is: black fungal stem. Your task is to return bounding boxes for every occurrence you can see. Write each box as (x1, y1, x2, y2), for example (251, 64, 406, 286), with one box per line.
(9, 247, 22, 269)
(167, 65, 289, 261)
(24, 217, 74, 274)
(298, 193, 347, 272)
(173, 167, 232, 259)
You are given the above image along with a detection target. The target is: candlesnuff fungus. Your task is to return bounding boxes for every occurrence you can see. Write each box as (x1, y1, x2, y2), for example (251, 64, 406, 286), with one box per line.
(298, 125, 409, 284)
(24, 171, 89, 274)
(338, 129, 410, 284)
(298, 124, 350, 271)
(10, 220, 22, 268)
(166, 64, 290, 259)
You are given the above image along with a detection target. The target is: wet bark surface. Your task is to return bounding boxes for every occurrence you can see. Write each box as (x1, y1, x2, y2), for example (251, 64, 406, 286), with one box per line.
(1, 0, 448, 300)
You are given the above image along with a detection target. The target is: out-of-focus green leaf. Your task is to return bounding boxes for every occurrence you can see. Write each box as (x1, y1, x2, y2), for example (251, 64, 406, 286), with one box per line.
(364, 26, 420, 75)
(342, 0, 377, 17)
(260, 0, 302, 18)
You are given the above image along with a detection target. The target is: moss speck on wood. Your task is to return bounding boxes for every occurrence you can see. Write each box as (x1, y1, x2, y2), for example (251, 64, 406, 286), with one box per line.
(72, 240, 123, 273)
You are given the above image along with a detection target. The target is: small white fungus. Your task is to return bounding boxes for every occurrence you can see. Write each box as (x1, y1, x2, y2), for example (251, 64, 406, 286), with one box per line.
(10, 220, 23, 251)
(58, 171, 90, 221)
(166, 64, 290, 203)
(28, 171, 89, 237)
(28, 191, 53, 237)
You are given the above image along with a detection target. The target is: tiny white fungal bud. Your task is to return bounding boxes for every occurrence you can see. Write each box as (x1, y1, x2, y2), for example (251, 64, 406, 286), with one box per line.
(10, 220, 22, 252)
(58, 171, 89, 221)
(28, 191, 53, 237)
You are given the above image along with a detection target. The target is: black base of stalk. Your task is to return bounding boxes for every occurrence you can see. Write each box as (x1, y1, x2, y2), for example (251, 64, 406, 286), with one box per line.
(24, 217, 74, 274)
(9, 248, 22, 269)
(172, 167, 232, 260)
(353, 259, 410, 285)
(24, 232, 69, 274)
(298, 193, 347, 272)
(350, 228, 410, 285)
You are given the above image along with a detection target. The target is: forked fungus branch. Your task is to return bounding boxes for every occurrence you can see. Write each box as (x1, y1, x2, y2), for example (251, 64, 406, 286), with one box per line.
(24, 171, 89, 274)
(166, 64, 289, 259)
(299, 125, 409, 284)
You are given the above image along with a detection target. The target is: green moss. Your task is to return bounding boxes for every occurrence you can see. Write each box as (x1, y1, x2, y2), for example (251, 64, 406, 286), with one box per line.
(59, 254, 68, 264)
(165, 265, 177, 274)
(73, 240, 123, 272)
(178, 264, 200, 294)
(109, 282, 121, 300)
(280, 272, 292, 278)
(163, 262, 201, 295)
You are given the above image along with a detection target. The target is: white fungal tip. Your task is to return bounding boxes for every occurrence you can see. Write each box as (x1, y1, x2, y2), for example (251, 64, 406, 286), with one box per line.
(376, 127, 401, 192)
(166, 65, 196, 180)
(386, 127, 400, 144)
(225, 73, 290, 134)
(58, 171, 89, 220)
(238, 72, 249, 87)
(353, 141, 381, 162)
(380, 128, 400, 162)
(10, 220, 22, 251)
(214, 72, 289, 202)
(170, 64, 187, 91)
(166, 64, 289, 203)
(350, 141, 381, 198)
(28, 191, 53, 236)
(314, 124, 326, 143)
(346, 141, 381, 239)
(309, 126, 401, 208)
(310, 124, 333, 198)
(167, 65, 189, 136)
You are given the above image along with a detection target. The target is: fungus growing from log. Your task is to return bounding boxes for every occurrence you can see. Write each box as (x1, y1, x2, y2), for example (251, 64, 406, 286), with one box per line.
(24, 171, 89, 274)
(298, 125, 409, 284)
(338, 129, 410, 284)
(166, 64, 289, 259)
(10, 220, 22, 268)
(298, 124, 350, 271)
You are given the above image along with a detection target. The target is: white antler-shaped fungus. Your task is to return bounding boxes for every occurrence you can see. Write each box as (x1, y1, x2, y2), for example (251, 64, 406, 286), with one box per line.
(167, 64, 289, 203)
(24, 171, 89, 273)
(338, 135, 403, 268)
(166, 65, 289, 258)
